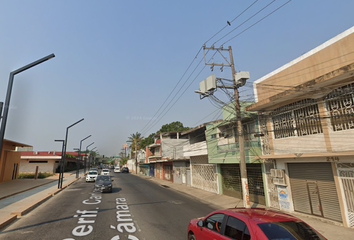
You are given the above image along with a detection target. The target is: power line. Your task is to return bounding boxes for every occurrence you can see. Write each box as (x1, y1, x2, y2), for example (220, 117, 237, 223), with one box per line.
(223, 0, 292, 45)
(139, 47, 203, 135)
(204, 0, 259, 45)
(213, 0, 277, 45)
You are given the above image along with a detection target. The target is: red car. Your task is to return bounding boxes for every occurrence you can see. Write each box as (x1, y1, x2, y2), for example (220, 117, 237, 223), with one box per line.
(187, 208, 326, 240)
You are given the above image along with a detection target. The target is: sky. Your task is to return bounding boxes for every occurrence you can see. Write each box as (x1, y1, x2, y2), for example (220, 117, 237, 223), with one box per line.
(0, 0, 354, 157)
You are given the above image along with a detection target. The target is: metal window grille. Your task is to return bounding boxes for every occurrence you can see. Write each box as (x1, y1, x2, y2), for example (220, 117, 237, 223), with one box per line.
(271, 99, 322, 139)
(325, 83, 354, 131)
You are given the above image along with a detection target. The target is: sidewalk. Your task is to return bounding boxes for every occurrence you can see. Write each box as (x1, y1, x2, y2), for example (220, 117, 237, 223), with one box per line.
(136, 174, 354, 240)
(0, 171, 83, 230)
(1, 171, 353, 240)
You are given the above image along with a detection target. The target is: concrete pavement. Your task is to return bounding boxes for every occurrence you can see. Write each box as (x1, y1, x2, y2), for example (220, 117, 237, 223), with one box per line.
(136, 174, 354, 240)
(0, 171, 83, 230)
(0, 171, 353, 240)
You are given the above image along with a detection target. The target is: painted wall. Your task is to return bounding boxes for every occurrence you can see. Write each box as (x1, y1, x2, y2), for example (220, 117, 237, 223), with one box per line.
(19, 159, 58, 173)
(254, 27, 354, 102)
(161, 138, 189, 159)
(2, 151, 21, 182)
(206, 122, 262, 164)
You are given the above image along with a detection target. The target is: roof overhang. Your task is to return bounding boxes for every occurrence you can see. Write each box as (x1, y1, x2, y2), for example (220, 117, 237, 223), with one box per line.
(5, 139, 32, 148)
(256, 151, 354, 160)
(181, 120, 223, 135)
(246, 62, 354, 112)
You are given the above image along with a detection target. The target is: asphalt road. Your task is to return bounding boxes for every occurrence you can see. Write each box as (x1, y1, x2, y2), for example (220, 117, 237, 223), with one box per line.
(0, 171, 217, 240)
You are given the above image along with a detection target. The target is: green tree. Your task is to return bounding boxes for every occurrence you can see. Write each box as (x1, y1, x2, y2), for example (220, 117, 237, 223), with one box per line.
(140, 132, 155, 149)
(120, 157, 128, 166)
(127, 132, 143, 157)
(156, 121, 190, 134)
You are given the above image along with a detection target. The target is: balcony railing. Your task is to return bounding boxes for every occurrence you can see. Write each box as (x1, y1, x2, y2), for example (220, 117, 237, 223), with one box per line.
(217, 141, 261, 153)
(183, 141, 207, 157)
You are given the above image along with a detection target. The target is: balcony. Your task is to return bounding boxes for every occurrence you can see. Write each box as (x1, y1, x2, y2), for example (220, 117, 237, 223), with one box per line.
(217, 141, 261, 153)
(183, 141, 207, 157)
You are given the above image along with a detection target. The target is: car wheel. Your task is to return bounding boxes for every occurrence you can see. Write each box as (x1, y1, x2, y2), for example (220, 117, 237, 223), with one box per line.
(188, 233, 196, 240)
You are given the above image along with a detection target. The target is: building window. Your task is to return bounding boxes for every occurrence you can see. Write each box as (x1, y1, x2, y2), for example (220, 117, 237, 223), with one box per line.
(325, 83, 354, 131)
(210, 134, 217, 139)
(271, 99, 323, 139)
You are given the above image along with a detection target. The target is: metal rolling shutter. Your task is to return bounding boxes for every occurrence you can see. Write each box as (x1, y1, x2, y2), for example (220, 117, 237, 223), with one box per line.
(221, 164, 242, 199)
(221, 164, 265, 205)
(288, 163, 342, 222)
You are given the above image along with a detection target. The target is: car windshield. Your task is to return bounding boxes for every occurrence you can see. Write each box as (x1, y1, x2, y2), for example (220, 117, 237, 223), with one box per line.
(103, 170, 109, 172)
(258, 221, 326, 240)
(88, 171, 97, 175)
(96, 176, 110, 182)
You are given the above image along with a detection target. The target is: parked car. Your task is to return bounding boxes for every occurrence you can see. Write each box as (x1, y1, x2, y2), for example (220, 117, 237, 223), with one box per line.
(86, 170, 98, 182)
(101, 169, 110, 175)
(94, 175, 113, 193)
(114, 167, 121, 173)
(121, 167, 129, 173)
(187, 208, 327, 240)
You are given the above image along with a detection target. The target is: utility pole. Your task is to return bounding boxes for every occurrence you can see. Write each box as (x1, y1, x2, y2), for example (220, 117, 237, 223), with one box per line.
(135, 141, 138, 174)
(200, 45, 250, 208)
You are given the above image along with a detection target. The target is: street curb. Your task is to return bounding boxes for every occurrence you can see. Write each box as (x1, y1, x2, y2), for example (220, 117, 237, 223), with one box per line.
(0, 179, 57, 201)
(11, 195, 52, 217)
(0, 176, 82, 230)
(0, 215, 17, 230)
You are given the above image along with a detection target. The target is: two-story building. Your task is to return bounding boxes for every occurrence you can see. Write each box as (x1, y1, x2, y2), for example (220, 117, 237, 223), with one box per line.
(206, 102, 265, 205)
(247, 26, 354, 227)
(146, 132, 189, 182)
(181, 120, 222, 191)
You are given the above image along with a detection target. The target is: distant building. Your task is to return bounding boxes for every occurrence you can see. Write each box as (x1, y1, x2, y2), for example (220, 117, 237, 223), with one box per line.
(0, 139, 32, 183)
(19, 151, 86, 174)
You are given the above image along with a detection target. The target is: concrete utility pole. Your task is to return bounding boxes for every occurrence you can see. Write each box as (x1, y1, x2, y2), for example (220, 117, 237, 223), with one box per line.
(135, 141, 138, 174)
(200, 45, 251, 208)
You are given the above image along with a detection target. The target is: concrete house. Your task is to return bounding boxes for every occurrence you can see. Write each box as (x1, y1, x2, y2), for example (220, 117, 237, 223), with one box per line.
(206, 102, 265, 205)
(146, 132, 189, 182)
(246, 26, 354, 227)
(181, 120, 222, 190)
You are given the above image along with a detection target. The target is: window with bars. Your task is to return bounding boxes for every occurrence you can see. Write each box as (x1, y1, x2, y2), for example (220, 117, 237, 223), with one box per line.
(325, 83, 354, 131)
(271, 99, 323, 139)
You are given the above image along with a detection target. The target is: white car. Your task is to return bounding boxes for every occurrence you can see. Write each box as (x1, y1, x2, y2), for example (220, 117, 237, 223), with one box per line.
(86, 170, 98, 182)
(101, 169, 110, 175)
(114, 167, 121, 173)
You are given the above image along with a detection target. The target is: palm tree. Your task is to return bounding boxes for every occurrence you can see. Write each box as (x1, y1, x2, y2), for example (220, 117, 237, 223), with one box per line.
(127, 132, 143, 158)
(127, 132, 143, 174)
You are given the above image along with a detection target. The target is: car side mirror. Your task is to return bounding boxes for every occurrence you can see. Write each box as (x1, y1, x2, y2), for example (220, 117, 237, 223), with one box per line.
(197, 220, 204, 227)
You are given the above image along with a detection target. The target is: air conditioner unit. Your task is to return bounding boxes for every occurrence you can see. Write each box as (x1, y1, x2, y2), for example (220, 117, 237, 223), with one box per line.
(270, 169, 284, 178)
(273, 177, 287, 186)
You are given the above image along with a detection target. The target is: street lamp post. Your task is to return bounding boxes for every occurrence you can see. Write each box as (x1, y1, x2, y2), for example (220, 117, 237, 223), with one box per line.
(59, 118, 84, 188)
(90, 147, 97, 167)
(77, 135, 91, 178)
(85, 142, 94, 171)
(0, 54, 55, 159)
(55, 139, 65, 189)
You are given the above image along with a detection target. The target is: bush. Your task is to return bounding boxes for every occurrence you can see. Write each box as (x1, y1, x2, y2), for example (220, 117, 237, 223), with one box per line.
(18, 172, 55, 179)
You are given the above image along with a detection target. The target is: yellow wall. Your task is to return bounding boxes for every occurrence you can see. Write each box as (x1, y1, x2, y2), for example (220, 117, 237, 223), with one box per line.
(256, 30, 354, 102)
(2, 151, 21, 182)
(0, 142, 21, 183)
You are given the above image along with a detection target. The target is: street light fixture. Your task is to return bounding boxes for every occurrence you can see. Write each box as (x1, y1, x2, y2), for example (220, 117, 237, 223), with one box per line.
(55, 139, 65, 189)
(90, 147, 97, 167)
(85, 142, 94, 170)
(59, 118, 84, 188)
(0, 54, 55, 158)
(77, 135, 91, 178)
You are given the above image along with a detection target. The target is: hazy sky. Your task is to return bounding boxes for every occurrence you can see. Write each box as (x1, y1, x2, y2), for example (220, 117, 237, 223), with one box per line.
(0, 0, 353, 156)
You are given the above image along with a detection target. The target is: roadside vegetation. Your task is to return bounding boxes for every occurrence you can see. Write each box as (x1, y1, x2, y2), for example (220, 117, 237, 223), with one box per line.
(18, 172, 55, 179)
